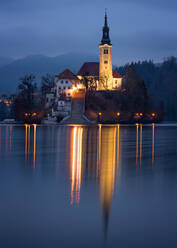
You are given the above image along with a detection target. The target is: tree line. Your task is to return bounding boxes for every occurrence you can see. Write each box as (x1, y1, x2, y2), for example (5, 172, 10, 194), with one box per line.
(117, 56, 177, 120)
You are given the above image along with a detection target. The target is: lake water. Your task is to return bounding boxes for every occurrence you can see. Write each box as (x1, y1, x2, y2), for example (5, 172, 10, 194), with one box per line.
(1, 124, 177, 248)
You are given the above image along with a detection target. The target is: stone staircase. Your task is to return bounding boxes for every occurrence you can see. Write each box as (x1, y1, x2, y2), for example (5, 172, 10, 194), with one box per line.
(61, 91, 93, 124)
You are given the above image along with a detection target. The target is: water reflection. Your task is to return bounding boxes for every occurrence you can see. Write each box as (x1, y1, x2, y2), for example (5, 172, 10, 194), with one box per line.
(24, 124, 37, 167)
(70, 126, 83, 205)
(99, 126, 117, 237)
(5, 126, 8, 153)
(140, 124, 143, 168)
(69, 125, 120, 236)
(152, 123, 155, 167)
(136, 124, 139, 166)
(33, 124, 37, 168)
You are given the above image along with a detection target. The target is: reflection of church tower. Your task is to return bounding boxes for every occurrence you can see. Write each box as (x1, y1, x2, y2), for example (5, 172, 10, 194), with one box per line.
(99, 11, 113, 90)
(100, 127, 117, 238)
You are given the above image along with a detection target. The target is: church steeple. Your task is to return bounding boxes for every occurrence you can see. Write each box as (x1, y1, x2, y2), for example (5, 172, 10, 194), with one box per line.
(101, 10, 111, 45)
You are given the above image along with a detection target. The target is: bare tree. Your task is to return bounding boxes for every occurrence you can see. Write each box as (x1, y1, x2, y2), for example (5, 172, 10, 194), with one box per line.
(99, 74, 112, 90)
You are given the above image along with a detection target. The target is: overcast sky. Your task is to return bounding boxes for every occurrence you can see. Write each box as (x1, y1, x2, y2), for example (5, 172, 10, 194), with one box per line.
(0, 0, 177, 65)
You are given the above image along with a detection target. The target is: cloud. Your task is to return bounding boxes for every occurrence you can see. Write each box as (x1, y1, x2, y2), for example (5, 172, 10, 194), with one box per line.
(0, 0, 177, 62)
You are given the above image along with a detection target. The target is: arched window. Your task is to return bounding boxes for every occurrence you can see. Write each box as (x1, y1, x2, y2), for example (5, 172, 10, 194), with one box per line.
(104, 49, 108, 54)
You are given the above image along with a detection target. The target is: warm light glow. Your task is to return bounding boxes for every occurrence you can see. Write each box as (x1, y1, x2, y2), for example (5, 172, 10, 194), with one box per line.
(117, 112, 120, 117)
(140, 124, 142, 168)
(152, 113, 156, 117)
(33, 124, 37, 168)
(28, 125, 31, 157)
(152, 123, 155, 167)
(140, 113, 143, 117)
(32, 112, 37, 117)
(100, 127, 117, 233)
(116, 125, 120, 179)
(71, 127, 83, 205)
(136, 124, 139, 166)
(99, 112, 102, 116)
(25, 124, 28, 160)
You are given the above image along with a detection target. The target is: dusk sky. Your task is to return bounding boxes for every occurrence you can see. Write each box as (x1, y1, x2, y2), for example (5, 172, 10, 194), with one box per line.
(1, 0, 177, 65)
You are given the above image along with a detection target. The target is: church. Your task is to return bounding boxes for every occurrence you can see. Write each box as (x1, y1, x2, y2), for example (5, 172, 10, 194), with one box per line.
(78, 12, 122, 90)
(55, 12, 122, 94)
(55, 13, 122, 101)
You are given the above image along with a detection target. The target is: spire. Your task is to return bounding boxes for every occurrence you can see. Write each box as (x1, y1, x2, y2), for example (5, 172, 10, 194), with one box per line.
(104, 9, 108, 27)
(101, 10, 111, 45)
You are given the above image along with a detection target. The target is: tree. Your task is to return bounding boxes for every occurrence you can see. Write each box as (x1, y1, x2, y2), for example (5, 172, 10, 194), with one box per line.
(18, 74, 37, 107)
(99, 73, 114, 90)
(41, 74, 54, 103)
(14, 74, 37, 121)
(121, 66, 148, 113)
(81, 72, 98, 91)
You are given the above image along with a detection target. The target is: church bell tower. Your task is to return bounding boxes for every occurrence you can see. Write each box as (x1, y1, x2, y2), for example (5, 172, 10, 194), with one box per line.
(99, 11, 113, 90)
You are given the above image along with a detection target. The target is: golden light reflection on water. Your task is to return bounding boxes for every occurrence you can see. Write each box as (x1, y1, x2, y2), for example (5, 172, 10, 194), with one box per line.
(0, 126, 1, 154)
(140, 124, 143, 168)
(70, 126, 83, 205)
(136, 124, 139, 166)
(99, 126, 117, 236)
(25, 124, 37, 167)
(152, 123, 155, 167)
(69, 125, 120, 236)
(33, 124, 37, 169)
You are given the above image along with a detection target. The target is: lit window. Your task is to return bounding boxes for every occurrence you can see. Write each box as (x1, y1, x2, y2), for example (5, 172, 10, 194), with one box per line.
(104, 61, 108, 64)
(104, 49, 108, 54)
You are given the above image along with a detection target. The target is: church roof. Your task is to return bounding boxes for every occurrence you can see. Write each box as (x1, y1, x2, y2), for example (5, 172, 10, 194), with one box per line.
(77, 62, 99, 77)
(113, 70, 122, 78)
(56, 69, 79, 80)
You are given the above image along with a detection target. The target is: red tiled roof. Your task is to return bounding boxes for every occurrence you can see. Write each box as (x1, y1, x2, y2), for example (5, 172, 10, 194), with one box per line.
(113, 70, 122, 78)
(77, 62, 99, 77)
(78, 63, 122, 79)
(56, 69, 79, 80)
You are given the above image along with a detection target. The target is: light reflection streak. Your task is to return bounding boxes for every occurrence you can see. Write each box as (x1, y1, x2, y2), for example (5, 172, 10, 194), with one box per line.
(116, 125, 120, 179)
(0, 126, 1, 155)
(140, 124, 142, 168)
(136, 124, 139, 166)
(152, 123, 155, 167)
(100, 127, 117, 237)
(97, 124, 102, 177)
(25, 124, 28, 160)
(28, 125, 30, 159)
(33, 124, 37, 168)
(9, 126, 12, 151)
(71, 126, 83, 205)
(5, 126, 8, 153)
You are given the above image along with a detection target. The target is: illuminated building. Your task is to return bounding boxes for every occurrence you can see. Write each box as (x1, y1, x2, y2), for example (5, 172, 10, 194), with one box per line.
(77, 11, 122, 90)
(54, 69, 80, 98)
